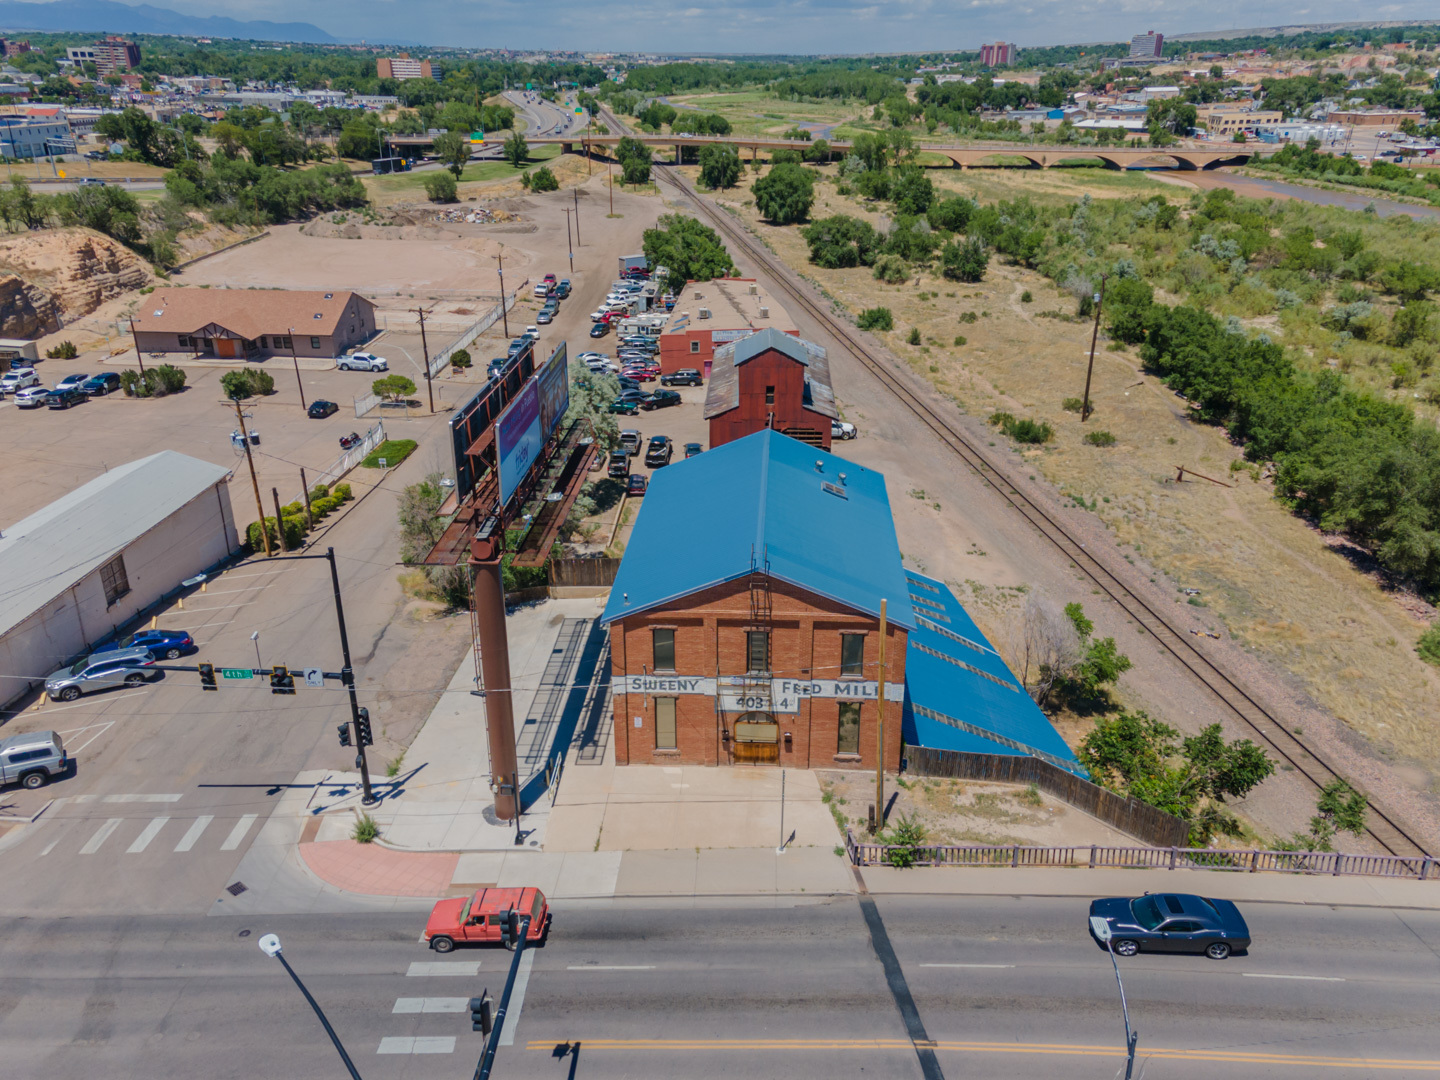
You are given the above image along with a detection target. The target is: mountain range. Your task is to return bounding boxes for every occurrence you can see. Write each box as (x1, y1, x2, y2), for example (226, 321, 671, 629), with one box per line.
(0, 0, 337, 44)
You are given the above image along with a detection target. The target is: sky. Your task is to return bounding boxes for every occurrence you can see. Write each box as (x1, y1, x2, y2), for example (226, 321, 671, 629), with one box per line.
(124, 0, 1440, 53)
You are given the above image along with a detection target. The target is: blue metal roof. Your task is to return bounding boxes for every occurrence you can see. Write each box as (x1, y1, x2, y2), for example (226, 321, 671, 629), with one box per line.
(901, 571, 1084, 776)
(602, 429, 915, 629)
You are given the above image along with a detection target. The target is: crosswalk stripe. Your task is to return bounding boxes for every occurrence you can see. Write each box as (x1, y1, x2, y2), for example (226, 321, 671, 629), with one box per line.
(406, 961, 481, 977)
(174, 816, 213, 852)
(126, 817, 170, 853)
(79, 818, 123, 855)
(102, 794, 183, 804)
(377, 1036, 455, 1054)
(393, 998, 469, 1014)
(220, 814, 258, 851)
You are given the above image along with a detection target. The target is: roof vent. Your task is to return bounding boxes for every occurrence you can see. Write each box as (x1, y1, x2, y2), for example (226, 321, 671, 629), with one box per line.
(313, 313, 323, 319)
(821, 480, 848, 500)
(838, 472, 847, 485)
(324, 292, 333, 299)
(698, 308, 711, 319)
(759, 307, 770, 318)
(153, 309, 163, 316)
(815, 459, 824, 472)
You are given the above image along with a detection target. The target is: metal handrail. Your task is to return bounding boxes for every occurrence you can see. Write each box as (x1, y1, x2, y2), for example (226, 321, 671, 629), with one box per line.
(844, 831, 1436, 881)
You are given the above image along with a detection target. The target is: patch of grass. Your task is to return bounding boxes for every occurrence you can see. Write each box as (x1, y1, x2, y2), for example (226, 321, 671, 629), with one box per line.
(1084, 430, 1117, 447)
(352, 813, 379, 843)
(386, 752, 406, 778)
(365, 144, 561, 196)
(362, 439, 417, 469)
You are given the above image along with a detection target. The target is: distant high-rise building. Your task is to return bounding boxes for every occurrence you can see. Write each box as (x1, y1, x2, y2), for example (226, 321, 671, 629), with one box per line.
(1129, 31, 1164, 59)
(979, 42, 1017, 67)
(0, 39, 33, 58)
(377, 54, 441, 82)
(92, 36, 140, 76)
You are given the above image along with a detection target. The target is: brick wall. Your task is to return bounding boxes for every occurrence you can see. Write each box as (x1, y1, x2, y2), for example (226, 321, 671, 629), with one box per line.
(609, 576, 905, 771)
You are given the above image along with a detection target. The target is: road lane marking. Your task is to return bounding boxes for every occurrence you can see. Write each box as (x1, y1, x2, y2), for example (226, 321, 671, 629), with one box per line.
(407, 961, 481, 977)
(54, 720, 116, 753)
(920, 963, 1015, 969)
(565, 965, 656, 971)
(220, 814, 258, 851)
(174, 816, 213, 852)
(499, 949, 535, 1046)
(393, 998, 469, 1014)
(79, 818, 122, 854)
(1242, 972, 1345, 982)
(103, 794, 183, 803)
(520, 1038, 1440, 1069)
(126, 817, 169, 853)
(33, 694, 144, 718)
(40, 833, 62, 856)
(377, 1036, 456, 1054)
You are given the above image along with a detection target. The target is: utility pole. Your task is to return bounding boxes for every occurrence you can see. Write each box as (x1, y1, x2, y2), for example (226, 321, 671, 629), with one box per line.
(232, 400, 272, 557)
(608, 160, 613, 215)
(573, 185, 581, 244)
(414, 305, 435, 413)
(1081, 275, 1106, 422)
(300, 466, 314, 532)
(286, 327, 306, 411)
(495, 249, 509, 338)
(561, 207, 574, 274)
(874, 598, 887, 834)
(271, 488, 289, 552)
(128, 316, 146, 374)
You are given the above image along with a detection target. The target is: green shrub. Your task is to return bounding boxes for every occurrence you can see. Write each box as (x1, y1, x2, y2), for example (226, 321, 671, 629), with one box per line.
(352, 813, 379, 843)
(907, 327, 922, 346)
(220, 368, 274, 400)
(449, 348, 472, 370)
(988, 410, 1052, 444)
(284, 501, 304, 517)
(872, 255, 908, 284)
(1419, 623, 1440, 667)
(988, 410, 1015, 428)
(46, 340, 78, 359)
(1062, 397, 1084, 413)
(1084, 430, 1117, 447)
(1020, 290, 1033, 303)
(528, 166, 559, 193)
(119, 364, 188, 398)
(309, 483, 330, 500)
(423, 170, 457, 203)
(362, 439, 417, 469)
(953, 335, 967, 347)
(334, 483, 353, 501)
(858, 306, 893, 332)
(247, 515, 305, 552)
(882, 813, 928, 869)
(312, 495, 340, 515)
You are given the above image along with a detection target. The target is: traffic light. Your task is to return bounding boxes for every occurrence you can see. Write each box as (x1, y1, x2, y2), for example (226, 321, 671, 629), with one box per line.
(198, 662, 217, 692)
(498, 908, 514, 949)
(337, 722, 352, 748)
(469, 993, 493, 1035)
(356, 707, 373, 747)
(270, 664, 295, 695)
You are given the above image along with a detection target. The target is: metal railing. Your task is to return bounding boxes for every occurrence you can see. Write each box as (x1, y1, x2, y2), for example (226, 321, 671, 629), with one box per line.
(427, 280, 528, 379)
(295, 421, 385, 504)
(844, 831, 1437, 881)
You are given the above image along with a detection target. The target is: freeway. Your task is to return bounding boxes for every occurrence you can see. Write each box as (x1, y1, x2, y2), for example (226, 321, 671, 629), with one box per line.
(504, 90, 581, 140)
(2, 897, 1437, 1079)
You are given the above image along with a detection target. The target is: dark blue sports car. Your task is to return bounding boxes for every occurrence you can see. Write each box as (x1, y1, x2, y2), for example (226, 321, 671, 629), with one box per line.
(104, 629, 195, 660)
(1088, 893, 1250, 960)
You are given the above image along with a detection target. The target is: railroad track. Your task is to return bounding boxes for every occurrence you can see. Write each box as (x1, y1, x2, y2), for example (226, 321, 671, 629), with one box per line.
(655, 165, 1431, 861)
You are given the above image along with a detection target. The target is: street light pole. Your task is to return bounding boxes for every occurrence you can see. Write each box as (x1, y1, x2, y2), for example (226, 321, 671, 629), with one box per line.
(326, 545, 377, 806)
(286, 326, 306, 411)
(495, 249, 509, 338)
(1090, 917, 1139, 1079)
(258, 935, 364, 1080)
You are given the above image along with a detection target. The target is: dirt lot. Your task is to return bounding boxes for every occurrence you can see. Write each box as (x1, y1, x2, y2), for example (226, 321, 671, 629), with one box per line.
(819, 771, 1137, 847)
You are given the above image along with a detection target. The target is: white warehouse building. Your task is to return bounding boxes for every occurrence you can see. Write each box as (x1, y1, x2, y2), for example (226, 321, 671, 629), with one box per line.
(0, 451, 239, 710)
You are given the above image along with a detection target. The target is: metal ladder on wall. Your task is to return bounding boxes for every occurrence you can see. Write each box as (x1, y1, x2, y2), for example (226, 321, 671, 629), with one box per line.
(741, 545, 773, 705)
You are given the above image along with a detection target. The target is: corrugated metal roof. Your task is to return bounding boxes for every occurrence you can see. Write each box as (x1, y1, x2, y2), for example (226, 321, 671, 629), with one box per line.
(0, 451, 232, 639)
(703, 330, 837, 421)
(601, 429, 914, 629)
(900, 571, 1084, 776)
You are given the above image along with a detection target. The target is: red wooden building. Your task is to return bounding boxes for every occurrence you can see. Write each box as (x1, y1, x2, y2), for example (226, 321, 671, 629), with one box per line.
(656, 278, 798, 376)
(704, 327, 836, 450)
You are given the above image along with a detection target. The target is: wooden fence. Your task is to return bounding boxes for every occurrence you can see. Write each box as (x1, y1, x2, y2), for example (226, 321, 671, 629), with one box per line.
(845, 830, 1437, 881)
(548, 558, 621, 589)
(905, 745, 1191, 849)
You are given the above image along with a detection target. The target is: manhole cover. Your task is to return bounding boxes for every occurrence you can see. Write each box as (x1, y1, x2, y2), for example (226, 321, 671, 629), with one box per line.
(237, 928, 252, 938)
(226, 881, 248, 896)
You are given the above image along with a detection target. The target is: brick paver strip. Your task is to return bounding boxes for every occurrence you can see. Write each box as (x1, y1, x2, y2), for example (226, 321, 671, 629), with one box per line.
(300, 840, 459, 897)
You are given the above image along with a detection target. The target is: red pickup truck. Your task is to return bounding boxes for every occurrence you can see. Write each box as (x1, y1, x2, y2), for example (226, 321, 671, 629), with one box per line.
(424, 887, 549, 953)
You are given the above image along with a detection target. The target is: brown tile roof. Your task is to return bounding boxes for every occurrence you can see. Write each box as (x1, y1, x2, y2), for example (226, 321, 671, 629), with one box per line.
(131, 288, 369, 340)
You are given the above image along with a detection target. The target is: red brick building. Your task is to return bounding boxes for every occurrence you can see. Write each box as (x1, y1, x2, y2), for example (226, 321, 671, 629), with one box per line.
(656, 278, 797, 376)
(705, 327, 836, 450)
(603, 430, 910, 770)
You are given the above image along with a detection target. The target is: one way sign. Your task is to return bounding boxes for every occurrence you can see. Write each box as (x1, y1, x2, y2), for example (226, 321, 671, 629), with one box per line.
(304, 668, 325, 689)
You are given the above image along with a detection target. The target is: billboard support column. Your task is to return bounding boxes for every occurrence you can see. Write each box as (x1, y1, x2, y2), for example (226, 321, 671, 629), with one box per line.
(473, 555, 520, 822)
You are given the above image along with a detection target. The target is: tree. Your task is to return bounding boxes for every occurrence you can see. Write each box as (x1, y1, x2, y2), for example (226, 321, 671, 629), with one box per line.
(940, 237, 988, 282)
(805, 139, 831, 164)
(697, 144, 741, 190)
(890, 165, 934, 216)
(423, 170, 458, 202)
(1077, 711, 1275, 846)
(337, 121, 380, 161)
(1282, 779, 1369, 851)
(1009, 594, 1081, 707)
(449, 348, 472, 370)
(615, 137, 652, 184)
(642, 213, 734, 294)
(503, 131, 529, 168)
(528, 166, 559, 193)
(801, 215, 882, 268)
(373, 374, 417, 403)
(752, 162, 814, 225)
(1054, 601, 1132, 708)
(432, 132, 470, 178)
(927, 196, 974, 234)
(398, 473, 468, 607)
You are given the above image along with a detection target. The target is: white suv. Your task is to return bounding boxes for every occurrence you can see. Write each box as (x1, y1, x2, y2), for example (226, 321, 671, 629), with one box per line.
(337, 352, 388, 372)
(1, 367, 39, 394)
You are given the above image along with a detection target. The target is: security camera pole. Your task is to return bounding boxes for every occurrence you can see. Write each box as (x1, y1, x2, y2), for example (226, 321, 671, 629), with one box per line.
(257, 934, 364, 1080)
(1089, 916, 1139, 1079)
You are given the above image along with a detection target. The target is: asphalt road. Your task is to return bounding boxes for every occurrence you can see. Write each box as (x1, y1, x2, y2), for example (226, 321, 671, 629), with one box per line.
(2, 896, 1437, 1079)
(505, 91, 581, 139)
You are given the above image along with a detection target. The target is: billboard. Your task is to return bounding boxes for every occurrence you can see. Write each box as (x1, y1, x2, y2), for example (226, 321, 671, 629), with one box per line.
(448, 343, 536, 503)
(537, 342, 570, 441)
(496, 378, 542, 508)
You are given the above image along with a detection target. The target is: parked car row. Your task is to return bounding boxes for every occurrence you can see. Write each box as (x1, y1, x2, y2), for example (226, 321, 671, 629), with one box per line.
(1, 367, 124, 408)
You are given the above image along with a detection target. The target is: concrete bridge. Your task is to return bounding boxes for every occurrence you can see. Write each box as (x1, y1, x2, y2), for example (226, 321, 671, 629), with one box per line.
(493, 132, 1260, 171)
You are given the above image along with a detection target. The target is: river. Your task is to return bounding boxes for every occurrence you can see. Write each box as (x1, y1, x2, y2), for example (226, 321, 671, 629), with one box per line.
(1169, 170, 1440, 221)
